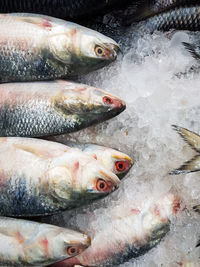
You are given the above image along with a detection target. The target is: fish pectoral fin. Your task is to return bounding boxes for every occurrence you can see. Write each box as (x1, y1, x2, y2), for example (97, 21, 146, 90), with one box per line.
(169, 155, 200, 175)
(182, 42, 200, 61)
(13, 144, 64, 159)
(15, 16, 52, 29)
(172, 125, 200, 152)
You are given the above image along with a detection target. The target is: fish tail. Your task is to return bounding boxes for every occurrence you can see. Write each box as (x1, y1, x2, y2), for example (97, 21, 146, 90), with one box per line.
(171, 125, 200, 152)
(169, 155, 200, 175)
(169, 125, 200, 174)
(182, 42, 200, 61)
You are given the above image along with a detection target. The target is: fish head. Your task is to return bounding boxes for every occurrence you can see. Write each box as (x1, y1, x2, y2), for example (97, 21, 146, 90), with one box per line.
(48, 151, 120, 205)
(54, 84, 126, 129)
(83, 145, 133, 179)
(52, 228, 91, 260)
(49, 24, 119, 76)
(78, 158, 120, 200)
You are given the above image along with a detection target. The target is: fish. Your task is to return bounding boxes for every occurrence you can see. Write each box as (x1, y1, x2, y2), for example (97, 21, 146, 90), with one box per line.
(183, 41, 200, 61)
(0, 138, 120, 217)
(0, 216, 91, 266)
(0, 80, 125, 137)
(121, 0, 195, 25)
(0, 13, 119, 83)
(0, 0, 132, 21)
(51, 193, 180, 266)
(134, 5, 200, 33)
(170, 125, 200, 174)
(50, 142, 134, 179)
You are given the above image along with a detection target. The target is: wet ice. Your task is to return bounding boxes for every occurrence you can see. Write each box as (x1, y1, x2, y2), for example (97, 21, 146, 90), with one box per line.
(48, 29, 200, 266)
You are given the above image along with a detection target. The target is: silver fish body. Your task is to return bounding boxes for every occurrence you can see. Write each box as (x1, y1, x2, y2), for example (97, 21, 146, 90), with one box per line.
(0, 80, 125, 137)
(0, 13, 119, 82)
(0, 138, 120, 217)
(52, 193, 180, 266)
(0, 217, 90, 266)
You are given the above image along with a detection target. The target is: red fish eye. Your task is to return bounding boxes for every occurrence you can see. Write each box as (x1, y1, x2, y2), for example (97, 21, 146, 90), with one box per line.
(103, 96, 113, 105)
(115, 161, 130, 172)
(67, 246, 78, 255)
(96, 179, 108, 191)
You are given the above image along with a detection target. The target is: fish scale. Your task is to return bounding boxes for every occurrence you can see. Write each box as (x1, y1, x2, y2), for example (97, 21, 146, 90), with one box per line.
(138, 5, 200, 32)
(0, 81, 125, 137)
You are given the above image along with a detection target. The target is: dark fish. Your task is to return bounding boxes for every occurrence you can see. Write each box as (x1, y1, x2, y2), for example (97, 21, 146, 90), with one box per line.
(0, 0, 132, 20)
(122, 0, 196, 25)
(136, 5, 200, 33)
(0, 80, 125, 137)
(170, 125, 200, 174)
(0, 13, 119, 83)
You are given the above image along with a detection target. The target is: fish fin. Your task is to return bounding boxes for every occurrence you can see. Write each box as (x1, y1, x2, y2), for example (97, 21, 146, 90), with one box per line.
(182, 42, 200, 61)
(172, 125, 200, 153)
(196, 239, 200, 247)
(193, 205, 200, 214)
(15, 17, 52, 29)
(121, 0, 155, 26)
(13, 143, 65, 159)
(169, 155, 200, 175)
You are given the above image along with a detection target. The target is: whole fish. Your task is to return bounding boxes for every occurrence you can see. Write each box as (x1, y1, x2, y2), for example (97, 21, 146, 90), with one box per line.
(170, 125, 200, 174)
(0, 13, 119, 83)
(136, 5, 200, 33)
(52, 193, 180, 266)
(53, 142, 134, 179)
(0, 0, 132, 20)
(0, 217, 91, 266)
(0, 138, 120, 217)
(0, 80, 125, 137)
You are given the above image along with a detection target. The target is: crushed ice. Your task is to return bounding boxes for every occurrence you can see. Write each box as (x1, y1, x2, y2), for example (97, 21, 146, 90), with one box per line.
(47, 28, 200, 266)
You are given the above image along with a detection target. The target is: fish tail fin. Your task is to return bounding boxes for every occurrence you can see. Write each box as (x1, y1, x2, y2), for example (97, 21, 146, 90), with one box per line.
(182, 42, 200, 61)
(169, 155, 200, 175)
(171, 125, 200, 152)
(169, 125, 200, 174)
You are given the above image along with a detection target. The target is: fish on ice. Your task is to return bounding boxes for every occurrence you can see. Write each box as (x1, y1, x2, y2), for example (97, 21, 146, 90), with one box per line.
(0, 216, 91, 266)
(0, 13, 119, 82)
(0, 138, 120, 217)
(52, 193, 180, 266)
(0, 80, 125, 137)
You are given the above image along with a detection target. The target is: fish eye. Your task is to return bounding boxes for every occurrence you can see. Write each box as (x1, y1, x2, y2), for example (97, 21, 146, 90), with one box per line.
(115, 161, 129, 172)
(95, 46, 105, 57)
(96, 178, 108, 192)
(103, 96, 113, 105)
(67, 246, 79, 256)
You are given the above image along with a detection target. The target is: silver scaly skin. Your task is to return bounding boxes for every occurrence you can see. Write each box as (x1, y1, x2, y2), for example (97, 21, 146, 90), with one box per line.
(0, 13, 119, 82)
(0, 217, 91, 266)
(0, 138, 120, 217)
(137, 5, 200, 32)
(52, 193, 180, 266)
(0, 80, 125, 137)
